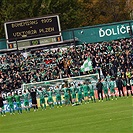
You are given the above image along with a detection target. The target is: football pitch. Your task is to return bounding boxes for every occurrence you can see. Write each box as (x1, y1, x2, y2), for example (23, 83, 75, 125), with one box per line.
(0, 97, 133, 133)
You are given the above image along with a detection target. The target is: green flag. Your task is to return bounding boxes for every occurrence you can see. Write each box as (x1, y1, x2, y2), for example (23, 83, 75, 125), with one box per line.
(81, 57, 93, 72)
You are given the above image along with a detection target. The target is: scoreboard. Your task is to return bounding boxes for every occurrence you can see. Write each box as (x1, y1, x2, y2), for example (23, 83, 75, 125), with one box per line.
(7, 36, 62, 49)
(4, 15, 62, 49)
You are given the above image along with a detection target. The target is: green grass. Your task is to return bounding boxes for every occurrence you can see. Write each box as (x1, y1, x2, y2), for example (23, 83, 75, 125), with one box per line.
(0, 97, 133, 133)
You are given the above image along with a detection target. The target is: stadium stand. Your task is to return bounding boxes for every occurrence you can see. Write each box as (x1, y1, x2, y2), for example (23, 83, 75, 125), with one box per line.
(0, 38, 133, 92)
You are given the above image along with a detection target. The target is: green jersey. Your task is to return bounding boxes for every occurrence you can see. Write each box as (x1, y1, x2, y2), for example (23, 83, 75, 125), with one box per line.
(130, 79, 133, 86)
(122, 79, 127, 86)
(22, 93, 29, 102)
(102, 81, 108, 94)
(77, 86, 82, 92)
(62, 87, 69, 99)
(109, 81, 115, 90)
(55, 88, 61, 101)
(38, 90, 45, 99)
(62, 87, 68, 93)
(88, 84, 93, 90)
(102, 81, 108, 90)
(47, 96, 53, 103)
(55, 89, 61, 95)
(70, 86, 76, 99)
(14, 95, 21, 102)
(89, 84, 94, 96)
(106, 75, 111, 82)
(47, 90, 53, 97)
(7, 96, 14, 104)
(82, 84, 89, 92)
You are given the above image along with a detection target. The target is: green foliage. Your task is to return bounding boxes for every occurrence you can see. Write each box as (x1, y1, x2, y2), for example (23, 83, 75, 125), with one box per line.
(40, 0, 84, 29)
(0, 0, 131, 38)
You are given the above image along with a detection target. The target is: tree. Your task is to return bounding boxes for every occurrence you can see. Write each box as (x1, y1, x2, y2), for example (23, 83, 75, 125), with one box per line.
(0, 0, 43, 38)
(0, 0, 131, 38)
(41, 0, 84, 30)
(91, 0, 130, 25)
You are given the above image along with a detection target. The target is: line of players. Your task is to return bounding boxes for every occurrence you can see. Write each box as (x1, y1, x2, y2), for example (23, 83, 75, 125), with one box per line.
(0, 77, 133, 117)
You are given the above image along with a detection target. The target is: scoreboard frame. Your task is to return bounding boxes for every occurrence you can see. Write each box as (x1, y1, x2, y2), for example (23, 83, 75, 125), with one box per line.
(4, 15, 61, 43)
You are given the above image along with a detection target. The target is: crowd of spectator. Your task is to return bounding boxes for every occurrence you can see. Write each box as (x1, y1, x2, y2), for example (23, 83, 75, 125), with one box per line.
(0, 38, 133, 92)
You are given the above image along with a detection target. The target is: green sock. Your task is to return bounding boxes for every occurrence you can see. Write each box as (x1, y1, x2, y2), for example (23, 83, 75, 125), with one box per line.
(20, 108, 22, 113)
(105, 96, 107, 101)
(10, 109, 12, 113)
(107, 95, 109, 100)
(44, 104, 46, 109)
(60, 101, 62, 106)
(41, 105, 43, 109)
(49, 104, 51, 108)
(3, 111, 5, 115)
(57, 102, 59, 107)
(0, 112, 3, 115)
(94, 97, 96, 102)
(91, 97, 93, 102)
(12, 108, 15, 113)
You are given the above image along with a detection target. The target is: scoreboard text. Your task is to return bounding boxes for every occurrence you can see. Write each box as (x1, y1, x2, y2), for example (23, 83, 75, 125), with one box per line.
(4, 15, 61, 43)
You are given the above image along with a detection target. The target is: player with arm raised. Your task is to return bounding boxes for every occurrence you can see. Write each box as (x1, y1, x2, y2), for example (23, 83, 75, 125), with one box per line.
(70, 84, 77, 105)
(82, 82, 90, 104)
(62, 84, 70, 106)
(0, 93, 6, 117)
(55, 85, 62, 108)
(47, 88, 54, 109)
(89, 82, 96, 103)
(37, 87, 46, 110)
(22, 90, 30, 112)
(14, 93, 22, 114)
(6, 92, 15, 115)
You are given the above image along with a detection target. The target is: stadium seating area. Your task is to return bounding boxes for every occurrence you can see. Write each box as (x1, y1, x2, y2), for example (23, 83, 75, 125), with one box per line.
(0, 38, 133, 92)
